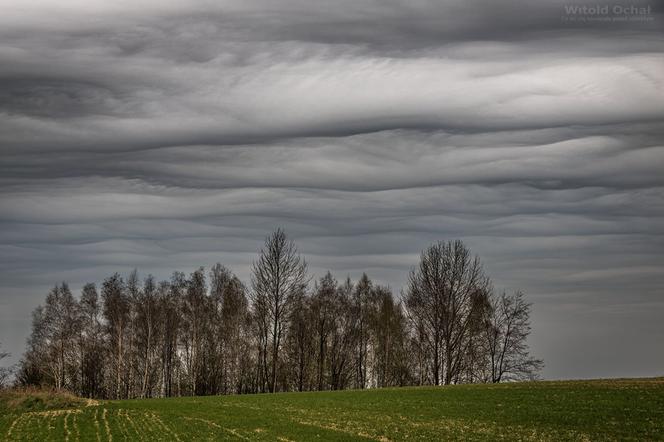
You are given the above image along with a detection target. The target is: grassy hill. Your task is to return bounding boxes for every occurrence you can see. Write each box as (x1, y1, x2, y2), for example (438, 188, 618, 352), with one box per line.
(1, 378, 663, 441)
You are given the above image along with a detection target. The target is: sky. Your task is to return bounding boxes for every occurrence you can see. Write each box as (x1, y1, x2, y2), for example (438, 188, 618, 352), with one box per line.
(0, 0, 663, 380)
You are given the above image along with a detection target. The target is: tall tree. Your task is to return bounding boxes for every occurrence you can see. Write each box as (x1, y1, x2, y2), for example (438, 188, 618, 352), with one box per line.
(311, 272, 337, 390)
(16, 307, 48, 387)
(352, 273, 372, 389)
(125, 269, 141, 398)
(208, 263, 229, 393)
(181, 268, 208, 395)
(79, 283, 104, 398)
(251, 229, 308, 393)
(18, 284, 81, 391)
(328, 277, 355, 390)
(43, 283, 81, 390)
(284, 287, 313, 392)
(405, 240, 489, 385)
(161, 272, 185, 397)
(216, 267, 250, 394)
(371, 286, 411, 388)
(483, 291, 543, 382)
(102, 273, 130, 399)
(136, 275, 160, 397)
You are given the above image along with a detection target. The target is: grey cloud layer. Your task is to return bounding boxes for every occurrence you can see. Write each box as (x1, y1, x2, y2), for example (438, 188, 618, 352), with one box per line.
(1, 0, 663, 379)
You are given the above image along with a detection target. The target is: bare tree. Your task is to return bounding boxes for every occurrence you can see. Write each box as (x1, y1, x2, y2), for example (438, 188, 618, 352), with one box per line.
(223, 274, 251, 394)
(43, 283, 81, 390)
(207, 263, 250, 394)
(102, 273, 130, 399)
(328, 278, 355, 390)
(251, 229, 308, 393)
(16, 307, 48, 387)
(371, 287, 411, 388)
(208, 263, 229, 393)
(181, 268, 208, 395)
(284, 287, 313, 392)
(125, 269, 141, 398)
(251, 284, 271, 393)
(160, 272, 185, 397)
(352, 273, 372, 389)
(79, 283, 104, 397)
(16, 283, 81, 391)
(405, 240, 489, 385)
(311, 272, 337, 390)
(135, 275, 160, 397)
(484, 291, 543, 382)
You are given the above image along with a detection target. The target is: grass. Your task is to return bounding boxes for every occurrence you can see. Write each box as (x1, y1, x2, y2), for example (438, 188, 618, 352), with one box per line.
(0, 378, 663, 441)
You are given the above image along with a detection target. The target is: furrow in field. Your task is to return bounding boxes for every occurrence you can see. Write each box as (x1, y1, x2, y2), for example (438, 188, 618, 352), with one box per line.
(102, 408, 112, 442)
(5, 414, 25, 440)
(64, 411, 71, 442)
(93, 408, 102, 442)
(399, 416, 572, 441)
(181, 416, 250, 441)
(133, 411, 160, 439)
(72, 412, 81, 442)
(121, 410, 142, 441)
(148, 412, 182, 441)
(48, 413, 57, 432)
(115, 409, 130, 441)
(296, 419, 390, 441)
(284, 406, 392, 442)
(20, 414, 35, 440)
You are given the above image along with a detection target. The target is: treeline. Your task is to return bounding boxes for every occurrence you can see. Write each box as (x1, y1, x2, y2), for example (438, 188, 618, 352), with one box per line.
(16, 230, 542, 399)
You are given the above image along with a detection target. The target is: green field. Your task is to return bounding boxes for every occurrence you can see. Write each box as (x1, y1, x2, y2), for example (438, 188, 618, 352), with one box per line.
(1, 378, 663, 441)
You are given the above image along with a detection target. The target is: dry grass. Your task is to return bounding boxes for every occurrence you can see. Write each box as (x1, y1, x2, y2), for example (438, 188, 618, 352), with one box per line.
(0, 387, 87, 413)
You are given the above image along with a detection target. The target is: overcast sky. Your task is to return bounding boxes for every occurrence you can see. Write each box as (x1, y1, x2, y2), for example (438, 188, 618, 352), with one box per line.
(1, 0, 663, 380)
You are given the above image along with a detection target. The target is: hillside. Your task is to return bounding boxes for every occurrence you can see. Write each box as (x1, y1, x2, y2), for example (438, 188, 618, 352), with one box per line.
(1, 378, 663, 441)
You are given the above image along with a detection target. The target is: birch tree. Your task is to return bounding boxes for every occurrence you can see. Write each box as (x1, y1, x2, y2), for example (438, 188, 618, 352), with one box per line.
(102, 273, 130, 399)
(405, 240, 490, 385)
(251, 229, 308, 393)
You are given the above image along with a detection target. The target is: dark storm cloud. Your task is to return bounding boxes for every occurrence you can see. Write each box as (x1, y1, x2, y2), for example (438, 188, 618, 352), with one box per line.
(1, 0, 663, 379)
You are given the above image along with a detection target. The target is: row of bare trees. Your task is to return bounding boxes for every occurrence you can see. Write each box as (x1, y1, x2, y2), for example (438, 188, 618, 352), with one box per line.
(14, 230, 542, 398)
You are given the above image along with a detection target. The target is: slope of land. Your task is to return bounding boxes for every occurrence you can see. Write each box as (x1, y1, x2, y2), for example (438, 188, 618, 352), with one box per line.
(1, 378, 663, 441)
